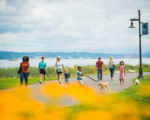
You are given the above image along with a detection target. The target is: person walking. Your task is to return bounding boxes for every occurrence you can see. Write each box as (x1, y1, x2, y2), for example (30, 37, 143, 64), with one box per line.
(64, 68, 70, 88)
(119, 61, 125, 85)
(19, 56, 30, 86)
(38, 56, 47, 84)
(76, 66, 84, 86)
(54, 56, 64, 84)
(96, 57, 107, 81)
(108, 56, 116, 80)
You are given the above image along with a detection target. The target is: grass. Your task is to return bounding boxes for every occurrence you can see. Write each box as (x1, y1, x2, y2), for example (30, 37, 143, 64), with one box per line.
(0, 77, 57, 89)
(117, 75, 150, 104)
(0, 64, 150, 78)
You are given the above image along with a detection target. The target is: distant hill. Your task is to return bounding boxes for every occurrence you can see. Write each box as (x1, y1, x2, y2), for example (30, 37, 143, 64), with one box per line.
(0, 51, 145, 60)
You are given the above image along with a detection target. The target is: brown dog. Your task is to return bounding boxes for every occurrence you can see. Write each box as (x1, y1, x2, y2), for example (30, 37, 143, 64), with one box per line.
(98, 81, 110, 93)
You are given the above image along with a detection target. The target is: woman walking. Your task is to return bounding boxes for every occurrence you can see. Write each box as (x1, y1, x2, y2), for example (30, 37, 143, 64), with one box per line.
(19, 56, 30, 86)
(54, 56, 64, 84)
(108, 56, 116, 80)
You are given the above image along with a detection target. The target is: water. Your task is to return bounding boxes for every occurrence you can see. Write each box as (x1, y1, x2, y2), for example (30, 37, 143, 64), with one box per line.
(0, 58, 150, 68)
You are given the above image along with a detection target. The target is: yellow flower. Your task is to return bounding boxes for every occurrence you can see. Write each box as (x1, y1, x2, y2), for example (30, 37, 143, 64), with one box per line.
(75, 110, 112, 120)
(43, 83, 65, 98)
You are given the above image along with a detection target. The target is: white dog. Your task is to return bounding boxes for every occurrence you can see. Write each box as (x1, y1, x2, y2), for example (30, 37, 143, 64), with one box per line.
(135, 79, 140, 85)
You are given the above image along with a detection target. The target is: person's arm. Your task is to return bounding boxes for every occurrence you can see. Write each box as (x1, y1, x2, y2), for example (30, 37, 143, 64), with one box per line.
(45, 65, 47, 71)
(27, 63, 30, 72)
(103, 62, 107, 69)
(124, 67, 126, 75)
(62, 64, 65, 70)
(44, 63, 47, 71)
(68, 74, 70, 79)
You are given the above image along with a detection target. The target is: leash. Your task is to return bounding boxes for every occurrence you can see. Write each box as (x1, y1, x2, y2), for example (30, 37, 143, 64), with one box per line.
(84, 74, 98, 83)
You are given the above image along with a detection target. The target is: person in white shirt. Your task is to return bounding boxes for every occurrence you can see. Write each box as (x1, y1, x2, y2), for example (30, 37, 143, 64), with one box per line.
(54, 56, 65, 84)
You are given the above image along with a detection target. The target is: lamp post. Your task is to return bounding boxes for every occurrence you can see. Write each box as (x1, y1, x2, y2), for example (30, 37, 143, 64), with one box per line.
(129, 10, 143, 78)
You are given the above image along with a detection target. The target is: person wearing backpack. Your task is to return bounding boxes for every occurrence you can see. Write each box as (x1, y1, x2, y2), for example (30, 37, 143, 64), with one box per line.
(19, 56, 30, 86)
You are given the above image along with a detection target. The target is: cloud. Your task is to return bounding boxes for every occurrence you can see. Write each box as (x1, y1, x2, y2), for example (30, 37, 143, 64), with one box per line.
(0, 0, 150, 53)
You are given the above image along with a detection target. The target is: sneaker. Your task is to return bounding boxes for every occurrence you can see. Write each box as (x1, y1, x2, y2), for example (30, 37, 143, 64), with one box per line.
(39, 81, 42, 84)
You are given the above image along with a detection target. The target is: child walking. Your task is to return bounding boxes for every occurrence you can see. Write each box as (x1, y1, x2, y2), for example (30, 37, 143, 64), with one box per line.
(119, 61, 125, 85)
(77, 66, 84, 86)
(64, 68, 70, 88)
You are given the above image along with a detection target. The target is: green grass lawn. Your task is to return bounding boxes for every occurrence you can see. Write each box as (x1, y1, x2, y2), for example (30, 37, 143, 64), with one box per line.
(0, 77, 57, 89)
(0, 76, 78, 89)
(117, 75, 150, 104)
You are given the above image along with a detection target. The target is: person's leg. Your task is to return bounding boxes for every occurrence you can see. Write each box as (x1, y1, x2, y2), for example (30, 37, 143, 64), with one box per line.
(97, 69, 100, 81)
(43, 71, 46, 83)
(122, 78, 124, 85)
(100, 69, 103, 80)
(43, 74, 46, 83)
(57, 73, 59, 83)
(120, 79, 122, 85)
(111, 68, 115, 80)
(24, 72, 29, 86)
(112, 68, 115, 78)
(40, 74, 43, 84)
(59, 74, 62, 83)
(58, 73, 62, 84)
(110, 68, 112, 79)
(20, 72, 24, 85)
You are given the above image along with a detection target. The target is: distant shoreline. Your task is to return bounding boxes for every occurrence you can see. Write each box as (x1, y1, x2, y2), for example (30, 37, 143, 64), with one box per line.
(0, 58, 150, 68)
(0, 51, 149, 59)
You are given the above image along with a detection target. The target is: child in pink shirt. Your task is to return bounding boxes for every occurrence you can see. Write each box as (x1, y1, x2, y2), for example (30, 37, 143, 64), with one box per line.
(119, 61, 125, 85)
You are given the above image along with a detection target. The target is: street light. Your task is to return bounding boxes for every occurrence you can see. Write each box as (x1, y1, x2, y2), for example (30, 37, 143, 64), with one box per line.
(129, 10, 143, 78)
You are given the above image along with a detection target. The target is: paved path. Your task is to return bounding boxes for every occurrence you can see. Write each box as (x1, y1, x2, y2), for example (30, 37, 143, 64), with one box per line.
(29, 72, 150, 92)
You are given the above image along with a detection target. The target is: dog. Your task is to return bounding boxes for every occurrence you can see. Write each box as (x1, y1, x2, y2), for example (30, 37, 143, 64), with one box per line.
(98, 81, 110, 93)
(135, 79, 140, 85)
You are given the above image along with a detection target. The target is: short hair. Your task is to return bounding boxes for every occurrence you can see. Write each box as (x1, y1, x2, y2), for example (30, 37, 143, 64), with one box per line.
(78, 66, 82, 69)
(98, 57, 101, 60)
(41, 56, 44, 59)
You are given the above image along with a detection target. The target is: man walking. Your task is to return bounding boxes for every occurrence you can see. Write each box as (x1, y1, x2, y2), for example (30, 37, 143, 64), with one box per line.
(96, 57, 107, 81)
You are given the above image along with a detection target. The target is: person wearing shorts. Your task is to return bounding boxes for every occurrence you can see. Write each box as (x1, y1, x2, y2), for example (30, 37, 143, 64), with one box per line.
(38, 56, 47, 84)
(54, 56, 64, 84)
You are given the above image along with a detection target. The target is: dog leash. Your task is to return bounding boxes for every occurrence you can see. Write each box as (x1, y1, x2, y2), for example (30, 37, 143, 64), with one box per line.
(84, 75, 98, 83)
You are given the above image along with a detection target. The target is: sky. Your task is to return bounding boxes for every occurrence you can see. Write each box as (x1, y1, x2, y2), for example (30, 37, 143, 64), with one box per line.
(0, 0, 150, 54)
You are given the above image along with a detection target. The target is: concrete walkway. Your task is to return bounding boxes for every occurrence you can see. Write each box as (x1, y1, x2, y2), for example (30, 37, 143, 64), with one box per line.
(29, 72, 150, 93)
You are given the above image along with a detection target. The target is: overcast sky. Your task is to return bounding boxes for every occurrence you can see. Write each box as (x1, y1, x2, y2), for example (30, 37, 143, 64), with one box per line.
(0, 0, 150, 53)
